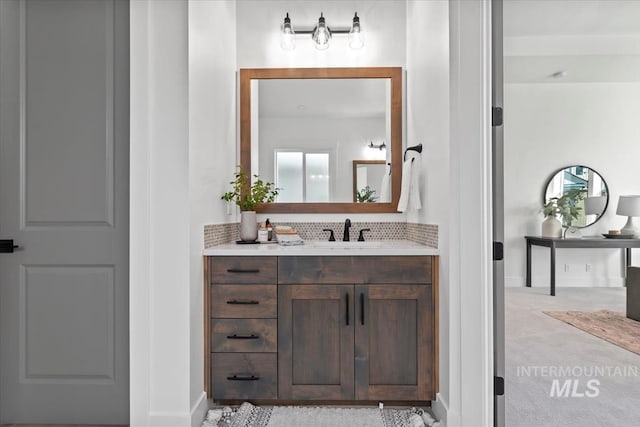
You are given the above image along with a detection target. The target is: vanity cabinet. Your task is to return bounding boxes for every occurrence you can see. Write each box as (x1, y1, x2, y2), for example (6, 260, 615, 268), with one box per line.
(209, 257, 278, 400)
(277, 256, 433, 401)
(206, 255, 437, 404)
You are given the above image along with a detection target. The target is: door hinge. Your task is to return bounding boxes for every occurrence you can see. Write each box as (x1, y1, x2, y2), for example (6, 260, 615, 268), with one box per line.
(494, 376, 505, 396)
(492, 106, 503, 127)
(493, 241, 504, 261)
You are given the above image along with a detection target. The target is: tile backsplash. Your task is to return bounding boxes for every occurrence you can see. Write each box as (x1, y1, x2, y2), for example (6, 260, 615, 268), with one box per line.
(204, 222, 438, 249)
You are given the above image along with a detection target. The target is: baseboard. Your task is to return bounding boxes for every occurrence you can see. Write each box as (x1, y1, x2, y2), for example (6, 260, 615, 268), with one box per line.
(148, 412, 191, 427)
(431, 393, 449, 427)
(506, 275, 625, 288)
(191, 391, 209, 427)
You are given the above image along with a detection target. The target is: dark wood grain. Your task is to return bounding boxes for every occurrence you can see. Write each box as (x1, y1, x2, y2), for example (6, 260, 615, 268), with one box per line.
(211, 319, 277, 353)
(355, 284, 433, 401)
(240, 67, 402, 214)
(212, 353, 277, 400)
(211, 285, 277, 318)
(204, 256, 211, 397)
(278, 256, 432, 284)
(278, 285, 355, 400)
(211, 256, 277, 284)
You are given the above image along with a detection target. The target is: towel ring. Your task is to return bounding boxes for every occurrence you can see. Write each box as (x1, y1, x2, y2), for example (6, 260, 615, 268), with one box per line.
(404, 143, 423, 162)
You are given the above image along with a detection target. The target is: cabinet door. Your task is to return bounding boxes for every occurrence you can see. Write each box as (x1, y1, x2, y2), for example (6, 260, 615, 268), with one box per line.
(278, 285, 354, 400)
(355, 284, 433, 401)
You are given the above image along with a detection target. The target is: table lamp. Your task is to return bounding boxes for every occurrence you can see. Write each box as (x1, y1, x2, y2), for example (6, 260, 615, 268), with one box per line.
(584, 196, 607, 218)
(616, 195, 640, 237)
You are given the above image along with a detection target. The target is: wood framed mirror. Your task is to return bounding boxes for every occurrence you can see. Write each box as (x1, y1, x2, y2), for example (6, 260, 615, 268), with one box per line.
(240, 67, 402, 213)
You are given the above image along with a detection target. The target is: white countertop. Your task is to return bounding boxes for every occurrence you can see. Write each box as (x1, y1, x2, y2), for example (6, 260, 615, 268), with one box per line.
(203, 240, 439, 256)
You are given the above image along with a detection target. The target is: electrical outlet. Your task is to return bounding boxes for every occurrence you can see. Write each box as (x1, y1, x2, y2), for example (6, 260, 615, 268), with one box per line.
(564, 264, 570, 272)
(586, 264, 592, 272)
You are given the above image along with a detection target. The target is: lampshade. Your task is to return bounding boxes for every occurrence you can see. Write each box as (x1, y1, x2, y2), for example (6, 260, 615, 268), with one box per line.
(584, 196, 606, 216)
(616, 195, 640, 216)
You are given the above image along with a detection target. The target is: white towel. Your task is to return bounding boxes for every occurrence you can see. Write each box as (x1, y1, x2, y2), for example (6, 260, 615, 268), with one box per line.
(379, 169, 391, 202)
(276, 234, 305, 246)
(397, 153, 422, 212)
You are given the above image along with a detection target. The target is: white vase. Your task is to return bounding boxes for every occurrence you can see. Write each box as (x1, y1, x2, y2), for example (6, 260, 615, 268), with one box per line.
(240, 211, 258, 242)
(541, 216, 562, 238)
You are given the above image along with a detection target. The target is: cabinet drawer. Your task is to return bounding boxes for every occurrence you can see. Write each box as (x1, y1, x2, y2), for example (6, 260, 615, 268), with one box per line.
(278, 256, 432, 284)
(212, 353, 277, 400)
(211, 319, 277, 353)
(211, 257, 277, 284)
(211, 285, 277, 318)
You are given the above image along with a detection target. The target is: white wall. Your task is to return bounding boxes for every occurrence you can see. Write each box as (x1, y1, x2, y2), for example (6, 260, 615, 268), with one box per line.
(130, 1, 191, 425)
(504, 83, 640, 288)
(188, 1, 237, 425)
(406, 0, 451, 418)
(448, 0, 494, 425)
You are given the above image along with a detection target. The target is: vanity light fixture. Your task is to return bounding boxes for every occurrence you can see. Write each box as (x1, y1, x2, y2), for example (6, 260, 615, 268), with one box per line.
(280, 12, 364, 51)
(368, 141, 386, 150)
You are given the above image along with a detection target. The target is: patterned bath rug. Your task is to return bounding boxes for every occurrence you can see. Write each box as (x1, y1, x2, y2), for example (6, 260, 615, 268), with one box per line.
(203, 402, 438, 427)
(544, 309, 640, 356)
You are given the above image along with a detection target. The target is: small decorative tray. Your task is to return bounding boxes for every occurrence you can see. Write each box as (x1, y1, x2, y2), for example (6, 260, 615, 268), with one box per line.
(602, 234, 635, 239)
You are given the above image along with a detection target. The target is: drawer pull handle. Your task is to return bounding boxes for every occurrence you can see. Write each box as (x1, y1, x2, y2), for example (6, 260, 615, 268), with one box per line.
(226, 300, 259, 305)
(226, 334, 259, 340)
(226, 268, 260, 273)
(227, 374, 260, 381)
(360, 293, 365, 325)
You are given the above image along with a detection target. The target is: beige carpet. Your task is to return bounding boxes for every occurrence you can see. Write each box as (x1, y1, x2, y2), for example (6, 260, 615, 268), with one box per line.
(544, 309, 640, 356)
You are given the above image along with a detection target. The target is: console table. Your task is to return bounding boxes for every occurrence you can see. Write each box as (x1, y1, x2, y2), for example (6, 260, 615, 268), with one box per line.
(525, 236, 640, 296)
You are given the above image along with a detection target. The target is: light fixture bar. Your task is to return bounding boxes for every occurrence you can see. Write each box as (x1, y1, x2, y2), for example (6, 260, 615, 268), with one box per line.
(280, 12, 363, 50)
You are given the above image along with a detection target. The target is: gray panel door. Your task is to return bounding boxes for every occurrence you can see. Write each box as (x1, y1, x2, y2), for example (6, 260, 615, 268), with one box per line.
(0, 0, 129, 423)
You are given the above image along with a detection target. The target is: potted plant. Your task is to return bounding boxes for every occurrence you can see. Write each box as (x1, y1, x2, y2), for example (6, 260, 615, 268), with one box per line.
(541, 189, 586, 237)
(221, 168, 279, 242)
(356, 186, 379, 203)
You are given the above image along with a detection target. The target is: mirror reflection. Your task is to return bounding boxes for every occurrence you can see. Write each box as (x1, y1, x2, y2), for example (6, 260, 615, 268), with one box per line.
(543, 165, 609, 228)
(352, 160, 388, 203)
(254, 78, 390, 203)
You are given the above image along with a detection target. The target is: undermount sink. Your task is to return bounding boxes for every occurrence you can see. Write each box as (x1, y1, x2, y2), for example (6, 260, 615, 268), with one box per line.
(308, 241, 385, 249)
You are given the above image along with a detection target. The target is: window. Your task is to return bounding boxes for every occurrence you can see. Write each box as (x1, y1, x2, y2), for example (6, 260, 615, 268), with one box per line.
(275, 151, 330, 202)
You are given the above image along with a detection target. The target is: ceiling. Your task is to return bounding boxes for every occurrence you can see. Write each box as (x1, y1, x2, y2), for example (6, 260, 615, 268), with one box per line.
(504, 0, 640, 83)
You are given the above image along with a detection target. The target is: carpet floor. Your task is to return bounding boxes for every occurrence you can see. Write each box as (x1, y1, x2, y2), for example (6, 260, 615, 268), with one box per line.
(506, 287, 640, 427)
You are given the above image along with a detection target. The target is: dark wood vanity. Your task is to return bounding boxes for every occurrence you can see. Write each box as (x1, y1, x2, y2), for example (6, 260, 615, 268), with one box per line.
(205, 255, 439, 405)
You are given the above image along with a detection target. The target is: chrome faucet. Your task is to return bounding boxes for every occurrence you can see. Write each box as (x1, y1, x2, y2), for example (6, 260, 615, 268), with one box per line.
(343, 218, 351, 241)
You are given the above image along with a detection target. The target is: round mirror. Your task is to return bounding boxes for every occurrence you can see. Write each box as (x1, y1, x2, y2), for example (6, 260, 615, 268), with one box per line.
(543, 165, 609, 228)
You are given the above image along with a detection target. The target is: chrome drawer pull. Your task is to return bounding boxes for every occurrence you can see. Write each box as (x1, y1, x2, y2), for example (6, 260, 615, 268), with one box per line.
(226, 334, 259, 340)
(227, 374, 260, 381)
(226, 268, 260, 273)
(226, 300, 259, 305)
